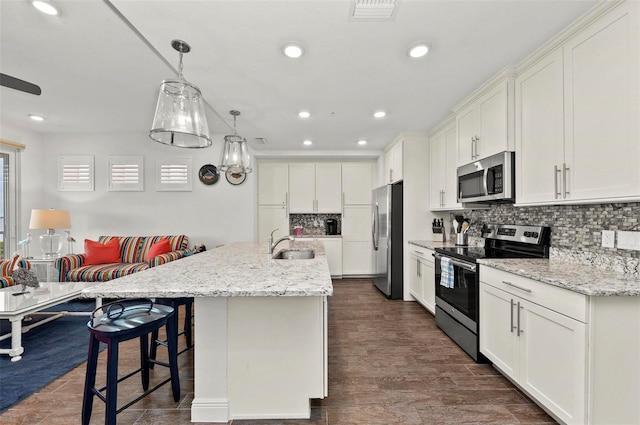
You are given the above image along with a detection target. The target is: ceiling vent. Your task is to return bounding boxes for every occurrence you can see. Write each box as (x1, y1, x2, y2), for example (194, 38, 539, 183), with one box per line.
(350, 0, 398, 21)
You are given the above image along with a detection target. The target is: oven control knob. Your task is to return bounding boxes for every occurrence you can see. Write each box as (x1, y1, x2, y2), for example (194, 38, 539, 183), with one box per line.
(450, 308, 455, 314)
(532, 232, 539, 238)
(524, 231, 531, 237)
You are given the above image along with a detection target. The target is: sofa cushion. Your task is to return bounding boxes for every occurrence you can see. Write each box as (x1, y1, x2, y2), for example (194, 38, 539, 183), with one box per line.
(67, 262, 150, 282)
(0, 275, 15, 288)
(139, 235, 188, 262)
(98, 236, 145, 263)
(84, 238, 121, 265)
(146, 239, 172, 261)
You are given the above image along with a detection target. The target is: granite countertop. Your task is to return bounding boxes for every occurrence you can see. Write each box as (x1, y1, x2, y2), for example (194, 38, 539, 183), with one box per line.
(478, 258, 640, 297)
(82, 240, 333, 299)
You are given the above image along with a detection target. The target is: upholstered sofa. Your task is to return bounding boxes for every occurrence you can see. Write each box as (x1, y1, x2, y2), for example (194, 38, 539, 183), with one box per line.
(55, 235, 189, 282)
(0, 257, 32, 288)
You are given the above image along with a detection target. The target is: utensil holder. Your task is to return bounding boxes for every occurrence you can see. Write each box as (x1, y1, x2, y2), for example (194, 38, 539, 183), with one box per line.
(455, 233, 468, 246)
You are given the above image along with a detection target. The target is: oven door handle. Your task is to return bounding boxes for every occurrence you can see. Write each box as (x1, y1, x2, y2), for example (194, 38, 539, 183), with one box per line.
(434, 253, 476, 272)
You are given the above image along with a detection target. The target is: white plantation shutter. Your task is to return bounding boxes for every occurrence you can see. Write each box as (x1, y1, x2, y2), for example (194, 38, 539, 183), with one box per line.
(156, 157, 192, 191)
(108, 156, 143, 191)
(58, 156, 94, 191)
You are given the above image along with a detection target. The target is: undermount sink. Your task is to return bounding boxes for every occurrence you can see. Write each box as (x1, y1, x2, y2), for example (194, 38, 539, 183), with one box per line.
(272, 249, 315, 260)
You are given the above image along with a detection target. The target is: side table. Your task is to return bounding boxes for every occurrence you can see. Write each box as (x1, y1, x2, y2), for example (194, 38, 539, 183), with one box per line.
(26, 256, 59, 282)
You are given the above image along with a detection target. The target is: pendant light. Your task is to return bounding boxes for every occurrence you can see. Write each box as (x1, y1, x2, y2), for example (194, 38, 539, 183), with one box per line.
(219, 110, 252, 173)
(149, 40, 212, 148)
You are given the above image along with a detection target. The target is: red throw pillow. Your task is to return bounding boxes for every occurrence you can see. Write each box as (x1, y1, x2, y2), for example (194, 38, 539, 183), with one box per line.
(84, 239, 121, 265)
(146, 239, 172, 261)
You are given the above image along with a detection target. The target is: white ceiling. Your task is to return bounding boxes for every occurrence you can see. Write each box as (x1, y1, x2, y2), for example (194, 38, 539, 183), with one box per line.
(0, 0, 597, 152)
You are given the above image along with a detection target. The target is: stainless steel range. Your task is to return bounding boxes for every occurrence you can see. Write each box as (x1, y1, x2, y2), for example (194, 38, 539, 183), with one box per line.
(434, 224, 550, 362)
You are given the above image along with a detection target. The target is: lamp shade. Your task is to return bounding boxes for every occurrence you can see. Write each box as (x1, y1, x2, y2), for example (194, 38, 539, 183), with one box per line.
(29, 209, 71, 230)
(149, 78, 212, 148)
(219, 134, 252, 173)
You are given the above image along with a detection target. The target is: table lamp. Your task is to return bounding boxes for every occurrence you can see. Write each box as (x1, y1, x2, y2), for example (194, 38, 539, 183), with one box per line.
(29, 209, 71, 258)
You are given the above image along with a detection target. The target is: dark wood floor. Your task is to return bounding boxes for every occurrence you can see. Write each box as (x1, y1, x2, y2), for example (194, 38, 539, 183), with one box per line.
(1, 279, 555, 424)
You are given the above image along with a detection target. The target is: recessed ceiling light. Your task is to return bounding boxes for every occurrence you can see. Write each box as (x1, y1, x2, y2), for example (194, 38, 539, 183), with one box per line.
(32, 0, 59, 16)
(303, 140, 313, 146)
(357, 140, 368, 146)
(282, 42, 304, 58)
(407, 42, 430, 59)
(298, 111, 311, 118)
(373, 111, 386, 118)
(29, 114, 44, 121)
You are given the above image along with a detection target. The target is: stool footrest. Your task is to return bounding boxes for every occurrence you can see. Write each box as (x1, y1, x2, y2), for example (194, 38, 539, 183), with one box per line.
(116, 377, 172, 414)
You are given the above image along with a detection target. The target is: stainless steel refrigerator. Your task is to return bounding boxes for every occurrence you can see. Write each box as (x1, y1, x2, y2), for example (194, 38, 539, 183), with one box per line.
(372, 183, 403, 299)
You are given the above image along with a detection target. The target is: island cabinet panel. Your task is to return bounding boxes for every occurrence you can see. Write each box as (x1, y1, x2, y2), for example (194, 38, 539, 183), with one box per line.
(227, 296, 327, 419)
(318, 238, 342, 278)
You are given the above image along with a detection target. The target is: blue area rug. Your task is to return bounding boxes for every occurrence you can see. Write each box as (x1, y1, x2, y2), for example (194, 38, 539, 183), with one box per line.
(0, 299, 99, 413)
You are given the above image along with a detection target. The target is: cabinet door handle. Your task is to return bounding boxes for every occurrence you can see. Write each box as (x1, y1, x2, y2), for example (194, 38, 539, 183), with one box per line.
(510, 299, 516, 333)
(389, 168, 393, 182)
(285, 192, 289, 217)
(417, 259, 421, 277)
(472, 136, 477, 159)
(502, 280, 532, 294)
(517, 302, 523, 337)
(554, 165, 561, 199)
(563, 163, 570, 197)
(441, 190, 444, 207)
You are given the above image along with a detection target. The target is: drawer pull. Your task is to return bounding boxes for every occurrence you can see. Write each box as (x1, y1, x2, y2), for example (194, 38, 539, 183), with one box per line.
(502, 280, 532, 294)
(415, 250, 424, 255)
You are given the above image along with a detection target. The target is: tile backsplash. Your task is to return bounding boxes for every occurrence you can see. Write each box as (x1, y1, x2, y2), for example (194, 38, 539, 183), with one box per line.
(452, 202, 640, 275)
(290, 214, 341, 235)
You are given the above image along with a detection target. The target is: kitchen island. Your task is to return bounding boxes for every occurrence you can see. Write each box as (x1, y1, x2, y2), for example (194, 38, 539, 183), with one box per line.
(82, 240, 333, 423)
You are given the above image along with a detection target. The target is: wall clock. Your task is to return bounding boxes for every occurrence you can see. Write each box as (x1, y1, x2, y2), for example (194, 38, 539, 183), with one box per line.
(225, 168, 246, 185)
(198, 164, 220, 185)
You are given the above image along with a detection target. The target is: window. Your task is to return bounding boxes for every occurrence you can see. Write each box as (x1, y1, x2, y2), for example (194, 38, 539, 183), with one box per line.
(108, 156, 144, 191)
(156, 157, 192, 192)
(58, 156, 94, 191)
(0, 140, 23, 259)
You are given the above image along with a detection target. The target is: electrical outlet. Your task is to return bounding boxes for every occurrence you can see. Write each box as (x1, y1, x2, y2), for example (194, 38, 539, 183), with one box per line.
(601, 230, 615, 248)
(617, 231, 640, 251)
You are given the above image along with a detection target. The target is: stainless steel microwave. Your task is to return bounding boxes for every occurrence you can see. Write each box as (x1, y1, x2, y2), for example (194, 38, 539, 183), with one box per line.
(457, 151, 515, 203)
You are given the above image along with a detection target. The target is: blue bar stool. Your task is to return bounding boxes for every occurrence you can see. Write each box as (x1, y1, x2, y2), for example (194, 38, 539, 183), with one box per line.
(149, 297, 193, 367)
(81, 299, 180, 425)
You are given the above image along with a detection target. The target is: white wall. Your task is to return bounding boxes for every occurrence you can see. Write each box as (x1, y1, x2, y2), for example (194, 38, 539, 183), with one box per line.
(21, 130, 256, 253)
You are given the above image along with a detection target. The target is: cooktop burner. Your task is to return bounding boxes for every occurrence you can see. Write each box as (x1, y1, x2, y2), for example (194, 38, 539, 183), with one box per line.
(435, 224, 551, 263)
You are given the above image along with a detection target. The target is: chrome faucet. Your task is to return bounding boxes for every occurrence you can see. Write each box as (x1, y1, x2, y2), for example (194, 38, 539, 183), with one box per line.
(268, 228, 293, 254)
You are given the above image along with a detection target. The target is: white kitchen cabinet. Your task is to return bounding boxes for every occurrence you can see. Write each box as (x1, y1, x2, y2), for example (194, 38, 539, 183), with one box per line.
(294, 237, 342, 278)
(429, 118, 462, 210)
(563, 1, 640, 203)
(515, 1, 640, 205)
(342, 205, 372, 275)
(480, 267, 587, 425)
(384, 140, 403, 183)
(341, 162, 374, 205)
(258, 205, 289, 242)
(317, 238, 342, 278)
(515, 48, 564, 205)
(408, 246, 435, 314)
(289, 163, 342, 213)
(454, 72, 515, 167)
(258, 162, 289, 205)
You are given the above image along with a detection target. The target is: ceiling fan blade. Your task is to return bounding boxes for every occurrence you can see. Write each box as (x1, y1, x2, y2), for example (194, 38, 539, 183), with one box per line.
(0, 73, 42, 95)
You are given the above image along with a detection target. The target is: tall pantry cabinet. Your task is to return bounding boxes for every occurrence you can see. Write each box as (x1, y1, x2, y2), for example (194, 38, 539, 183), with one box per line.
(258, 162, 289, 242)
